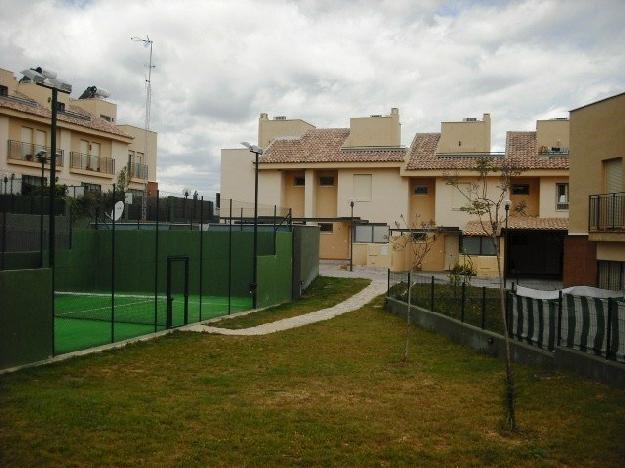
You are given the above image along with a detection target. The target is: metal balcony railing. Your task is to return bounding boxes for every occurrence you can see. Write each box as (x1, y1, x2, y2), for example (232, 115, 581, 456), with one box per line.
(589, 192, 625, 232)
(7, 140, 64, 166)
(70, 152, 115, 175)
(128, 161, 148, 180)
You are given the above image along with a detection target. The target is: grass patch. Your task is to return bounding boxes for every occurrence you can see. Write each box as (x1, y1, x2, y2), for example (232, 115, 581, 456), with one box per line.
(212, 275, 371, 329)
(1, 296, 625, 466)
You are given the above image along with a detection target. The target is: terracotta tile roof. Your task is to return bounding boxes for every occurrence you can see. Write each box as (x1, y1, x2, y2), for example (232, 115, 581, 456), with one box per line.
(506, 131, 569, 169)
(261, 128, 406, 164)
(0, 95, 131, 138)
(405, 131, 569, 171)
(464, 217, 569, 236)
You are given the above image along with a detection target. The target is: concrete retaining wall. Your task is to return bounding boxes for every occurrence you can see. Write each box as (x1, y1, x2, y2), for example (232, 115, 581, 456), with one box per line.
(386, 297, 625, 390)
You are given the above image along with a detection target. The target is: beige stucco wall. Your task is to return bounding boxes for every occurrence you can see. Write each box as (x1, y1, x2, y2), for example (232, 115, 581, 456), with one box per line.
(319, 222, 349, 259)
(72, 98, 117, 122)
(438, 114, 490, 153)
(342, 108, 400, 148)
(316, 170, 337, 217)
(16, 81, 72, 109)
(283, 170, 305, 217)
(539, 176, 569, 218)
(257, 170, 283, 209)
(409, 177, 436, 225)
(536, 119, 569, 151)
(0, 116, 9, 174)
(569, 94, 625, 235)
(336, 168, 408, 226)
(258, 113, 315, 148)
(510, 177, 539, 217)
(117, 124, 157, 182)
(220, 148, 254, 203)
(0, 68, 17, 94)
(596, 242, 625, 262)
(389, 233, 452, 272)
(434, 176, 505, 228)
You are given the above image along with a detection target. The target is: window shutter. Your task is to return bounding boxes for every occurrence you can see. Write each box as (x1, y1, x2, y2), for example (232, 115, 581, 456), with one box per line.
(605, 158, 624, 193)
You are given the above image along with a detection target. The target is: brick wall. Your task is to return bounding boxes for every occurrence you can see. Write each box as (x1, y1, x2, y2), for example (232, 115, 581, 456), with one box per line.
(563, 235, 597, 287)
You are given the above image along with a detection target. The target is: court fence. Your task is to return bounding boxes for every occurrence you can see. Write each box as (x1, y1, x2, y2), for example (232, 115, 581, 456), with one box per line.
(1, 183, 299, 363)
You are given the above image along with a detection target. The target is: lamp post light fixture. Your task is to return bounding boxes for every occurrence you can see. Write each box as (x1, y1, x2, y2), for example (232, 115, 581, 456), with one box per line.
(503, 199, 511, 289)
(21, 67, 72, 269)
(241, 141, 263, 308)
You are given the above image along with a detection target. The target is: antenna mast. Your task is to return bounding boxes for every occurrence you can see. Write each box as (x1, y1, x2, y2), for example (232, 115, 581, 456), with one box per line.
(131, 35, 154, 218)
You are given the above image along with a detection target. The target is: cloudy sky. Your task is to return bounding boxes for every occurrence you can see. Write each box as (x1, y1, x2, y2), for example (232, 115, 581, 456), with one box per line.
(1, 0, 624, 195)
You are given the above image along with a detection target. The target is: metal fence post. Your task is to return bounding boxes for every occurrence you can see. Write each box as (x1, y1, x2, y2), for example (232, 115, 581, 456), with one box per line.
(228, 199, 232, 314)
(460, 281, 466, 322)
(430, 275, 434, 311)
(199, 196, 204, 322)
(557, 290, 563, 348)
(273, 204, 277, 253)
(0, 195, 6, 271)
(111, 183, 116, 344)
(154, 192, 159, 333)
(481, 286, 486, 329)
(606, 298, 613, 360)
(387, 269, 390, 297)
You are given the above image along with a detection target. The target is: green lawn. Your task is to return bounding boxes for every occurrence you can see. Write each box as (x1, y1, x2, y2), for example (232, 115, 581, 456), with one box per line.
(212, 275, 371, 329)
(1, 296, 625, 466)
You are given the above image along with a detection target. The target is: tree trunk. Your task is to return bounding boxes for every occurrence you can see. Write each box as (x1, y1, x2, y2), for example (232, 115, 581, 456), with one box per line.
(403, 269, 412, 361)
(495, 235, 517, 430)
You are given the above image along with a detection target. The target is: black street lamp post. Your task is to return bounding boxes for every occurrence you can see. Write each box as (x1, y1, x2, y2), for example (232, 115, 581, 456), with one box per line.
(241, 142, 263, 308)
(503, 199, 511, 289)
(349, 200, 354, 272)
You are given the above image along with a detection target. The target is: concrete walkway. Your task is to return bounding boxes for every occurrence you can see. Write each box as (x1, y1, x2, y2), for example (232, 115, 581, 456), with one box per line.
(188, 264, 386, 336)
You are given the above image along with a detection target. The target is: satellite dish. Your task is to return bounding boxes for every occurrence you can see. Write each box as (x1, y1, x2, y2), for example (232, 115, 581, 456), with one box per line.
(110, 201, 125, 221)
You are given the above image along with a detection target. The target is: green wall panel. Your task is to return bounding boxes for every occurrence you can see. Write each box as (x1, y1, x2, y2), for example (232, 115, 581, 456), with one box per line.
(257, 232, 293, 308)
(0, 268, 53, 370)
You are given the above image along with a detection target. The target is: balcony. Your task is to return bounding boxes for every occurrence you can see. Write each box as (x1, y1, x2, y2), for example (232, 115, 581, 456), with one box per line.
(589, 193, 625, 232)
(7, 140, 63, 166)
(70, 152, 115, 175)
(128, 161, 148, 180)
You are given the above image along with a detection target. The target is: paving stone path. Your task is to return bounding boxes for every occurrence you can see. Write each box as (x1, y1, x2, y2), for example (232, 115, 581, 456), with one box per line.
(187, 264, 386, 336)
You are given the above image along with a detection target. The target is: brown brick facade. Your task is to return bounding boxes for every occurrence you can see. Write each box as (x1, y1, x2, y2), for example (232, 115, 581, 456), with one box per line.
(563, 235, 597, 287)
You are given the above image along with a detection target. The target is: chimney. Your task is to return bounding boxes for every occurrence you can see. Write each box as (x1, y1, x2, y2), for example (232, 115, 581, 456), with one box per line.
(259, 112, 268, 119)
(391, 107, 399, 116)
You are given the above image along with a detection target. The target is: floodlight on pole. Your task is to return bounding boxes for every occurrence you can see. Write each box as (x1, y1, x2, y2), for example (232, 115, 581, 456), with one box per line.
(241, 141, 264, 308)
(20, 66, 71, 272)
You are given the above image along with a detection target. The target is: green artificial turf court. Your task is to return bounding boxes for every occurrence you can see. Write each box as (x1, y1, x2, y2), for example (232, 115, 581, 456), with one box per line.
(54, 291, 252, 354)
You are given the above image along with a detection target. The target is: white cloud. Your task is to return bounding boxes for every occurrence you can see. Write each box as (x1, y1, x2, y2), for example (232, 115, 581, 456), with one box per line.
(1, 0, 624, 193)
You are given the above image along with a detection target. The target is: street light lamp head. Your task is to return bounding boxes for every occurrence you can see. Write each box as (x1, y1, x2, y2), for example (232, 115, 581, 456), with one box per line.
(504, 199, 511, 210)
(21, 68, 45, 84)
(43, 77, 72, 94)
(35, 150, 47, 161)
(241, 141, 263, 155)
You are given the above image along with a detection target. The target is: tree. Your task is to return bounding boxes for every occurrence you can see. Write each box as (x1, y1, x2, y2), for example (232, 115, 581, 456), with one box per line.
(391, 214, 439, 362)
(116, 166, 130, 194)
(446, 156, 522, 431)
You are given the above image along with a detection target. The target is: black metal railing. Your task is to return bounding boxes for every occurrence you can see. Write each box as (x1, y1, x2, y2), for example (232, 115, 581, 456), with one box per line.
(7, 140, 63, 166)
(589, 192, 625, 232)
(128, 161, 148, 180)
(70, 152, 115, 175)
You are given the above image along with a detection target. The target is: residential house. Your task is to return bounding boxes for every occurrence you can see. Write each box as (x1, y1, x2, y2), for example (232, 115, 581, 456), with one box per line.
(0, 67, 157, 197)
(220, 109, 570, 278)
(564, 91, 625, 290)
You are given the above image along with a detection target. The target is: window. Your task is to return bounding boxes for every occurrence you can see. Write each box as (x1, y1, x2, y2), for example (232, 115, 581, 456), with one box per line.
(556, 183, 569, 210)
(414, 185, 428, 195)
(461, 236, 497, 256)
(353, 224, 389, 243)
(0, 85, 7, 96)
(56, 102, 66, 112)
(293, 176, 305, 187)
(319, 223, 333, 233)
(511, 184, 530, 195)
(100, 114, 113, 122)
(81, 182, 101, 193)
(604, 158, 624, 193)
(319, 176, 334, 186)
(353, 174, 372, 201)
(598, 261, 625, 291)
